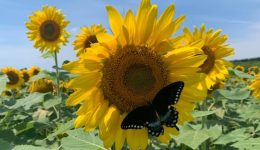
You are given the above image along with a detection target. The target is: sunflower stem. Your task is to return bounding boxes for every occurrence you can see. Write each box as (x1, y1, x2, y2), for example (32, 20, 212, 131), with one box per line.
(54, 52, 61, 97)
(201, 100, 208, 150)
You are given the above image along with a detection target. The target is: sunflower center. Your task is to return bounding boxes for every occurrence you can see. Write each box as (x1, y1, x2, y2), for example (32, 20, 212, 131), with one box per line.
(6, 71, 19, 85)
(84, 35, 98, 48)
(101, 45, 168, 112)
(124, 64, 155, 94)
(40, 20, 60, 41)
(200, 46, 215, 74)
(22, 72, 30, 82)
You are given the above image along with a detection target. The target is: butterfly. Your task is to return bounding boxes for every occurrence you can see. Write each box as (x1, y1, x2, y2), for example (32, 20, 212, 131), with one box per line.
(121, 81, 184, 137)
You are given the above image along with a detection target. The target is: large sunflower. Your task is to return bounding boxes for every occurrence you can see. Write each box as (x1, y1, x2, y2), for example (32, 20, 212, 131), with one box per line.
(1, 67, 24, 90)
(182, 24, 234, 89)
(251, 73, 260, 99)
(63, 0, 207, 149)
(26, 5, 70, 53)
(73, 25, 106, 56)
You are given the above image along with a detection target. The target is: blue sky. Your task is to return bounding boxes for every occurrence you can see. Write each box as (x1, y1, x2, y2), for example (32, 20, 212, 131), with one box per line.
(0, 0, 260, 69)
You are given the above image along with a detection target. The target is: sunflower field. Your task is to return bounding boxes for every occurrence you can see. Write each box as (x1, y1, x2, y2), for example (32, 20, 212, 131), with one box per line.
(1, 0, 260, 150)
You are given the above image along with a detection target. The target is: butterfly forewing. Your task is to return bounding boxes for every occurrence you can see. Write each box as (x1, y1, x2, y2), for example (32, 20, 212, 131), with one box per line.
(152, 81, 184, 107)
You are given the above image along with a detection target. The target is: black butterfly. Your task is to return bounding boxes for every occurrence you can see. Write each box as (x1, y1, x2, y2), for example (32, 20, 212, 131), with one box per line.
(121, 81, 184, 137)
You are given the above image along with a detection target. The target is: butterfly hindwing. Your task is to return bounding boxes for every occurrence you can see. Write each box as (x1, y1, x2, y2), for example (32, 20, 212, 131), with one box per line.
(161, 106, 179, 130)
(121, 105, 157, 129)
(121, 105, 164, 137)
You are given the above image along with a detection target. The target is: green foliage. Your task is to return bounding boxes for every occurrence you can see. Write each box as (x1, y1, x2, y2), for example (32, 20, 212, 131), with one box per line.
(0, 74, 8, 93)
(1, 64, 260, 150)
(61, 129, 106, 150)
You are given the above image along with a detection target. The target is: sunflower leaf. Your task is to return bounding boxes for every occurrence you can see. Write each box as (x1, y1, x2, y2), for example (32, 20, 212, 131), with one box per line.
(175, 125, 210, 149)
(0, 74, 8, 93)
(192, 110, 215, 118)
(231, 138, 260, 150)
(9, 93, 46, 110)
(12, 145, 50, 150)
(214, 127, 252, 145)
(0, 138, 13, 150)
(217, 88, 251, 100)
(61, 129, 106, 150)
(47, 120, 74, 139)
(231, 69, 254, 79)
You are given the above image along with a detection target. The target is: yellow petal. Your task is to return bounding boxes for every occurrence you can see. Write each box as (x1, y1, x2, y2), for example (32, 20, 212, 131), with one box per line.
(96, 33, 117, 51)
(157, 4, 175, 32)
(66, 89, 93, 106)
(106, 6, 123, 37)
(85, 100, 109, 132)
(127, 129, 148, 150)
(99, 106, 120, 140)
(124, 10, 136, 44)
(68, 72, 101, 89)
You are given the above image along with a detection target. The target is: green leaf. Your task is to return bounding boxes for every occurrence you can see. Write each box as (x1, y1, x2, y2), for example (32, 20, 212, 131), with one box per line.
(175, 125, 210, 149)
(204, 125, 222, 140)
(0, 139, 13, 150)
(43, 97, 61, 109)
(192, 110, 215, 118)
(12, 145, 50, 150)
(14, 121, 34, 135)
(9, 93, 46, 110)
(47, 120, 74, 139)
(0, 74, 8, 93)
(231, 69, 254, 79)
(41, 51, 54, 59)
(61, 129, 106, 150)
(214, 127, 251, 145)
(231, 138, 260, 150)
(29, 71, 54, 81)
(214, 108, 225, 119)
(217, 88, 251, 100)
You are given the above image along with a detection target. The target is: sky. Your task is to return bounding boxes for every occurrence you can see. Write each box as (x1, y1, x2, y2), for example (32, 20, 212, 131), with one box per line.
(0, 0, 260, 69)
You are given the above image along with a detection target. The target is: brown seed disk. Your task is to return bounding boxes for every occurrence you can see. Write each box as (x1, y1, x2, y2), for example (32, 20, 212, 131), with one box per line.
(6, 71, 19, 85)
(200, 46, 215, 74)
(101, 45, 168, 112)
(40, 20, 60, 42)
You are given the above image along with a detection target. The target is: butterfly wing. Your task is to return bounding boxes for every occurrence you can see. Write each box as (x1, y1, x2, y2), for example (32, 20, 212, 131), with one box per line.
(153, 81, 184, 106)
(121, 105, 163, 137)
(161, 106, 179, 130)
(152, 81, 184, 130)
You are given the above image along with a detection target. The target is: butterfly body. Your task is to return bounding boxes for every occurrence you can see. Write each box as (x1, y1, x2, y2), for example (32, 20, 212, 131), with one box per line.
(121, 81, 184, 137)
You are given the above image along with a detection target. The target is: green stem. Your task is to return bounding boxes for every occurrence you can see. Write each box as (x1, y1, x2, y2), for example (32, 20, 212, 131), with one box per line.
(201, 100, 208, 150)
(54, 52, 61, 97)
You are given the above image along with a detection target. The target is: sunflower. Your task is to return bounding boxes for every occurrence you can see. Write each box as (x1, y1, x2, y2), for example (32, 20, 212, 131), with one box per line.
(28, 66, 40, 76)
(63, 0, 207, 149)
(235, 65, 245, 72)
(182, 24, 234, 89)
(250, 73, 260, 99)
(28, 78, 55, 93)
(248, 66, 259, 74)
(73, 25, 106, 56)
(21, 69, 30, 82)
(1, 90, 12, 97)
(26, 5, 70, 53)
(1, 67, 24, 90)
